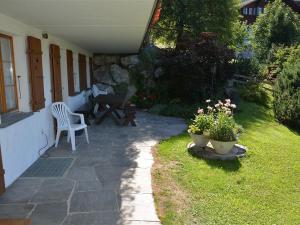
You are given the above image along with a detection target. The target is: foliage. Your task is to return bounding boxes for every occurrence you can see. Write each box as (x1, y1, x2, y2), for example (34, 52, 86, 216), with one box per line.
(273, 61, 300, 127)
(251, 0, 300, 61)
(151, 0, 241, 47)
(188, 110, 213, 135)
(228, 20, 249, 53)
(233, 57, 260, 76)
(238, 82, 271, 107)
(130, 92, 158, 109)
(160, 36, 235, 103)
(209, 111, 241, 141)
(205, 99, 242, 142)
(266, 44, 300, 79)
(153, 101, 300, 224)
(149, 101, 199, 119)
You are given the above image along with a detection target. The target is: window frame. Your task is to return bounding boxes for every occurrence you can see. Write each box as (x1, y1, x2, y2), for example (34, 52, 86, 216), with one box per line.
(0, 33, 18, 113)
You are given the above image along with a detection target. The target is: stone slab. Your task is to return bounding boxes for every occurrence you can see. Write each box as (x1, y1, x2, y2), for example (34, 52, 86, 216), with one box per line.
(70, 190, 118, 213)
(30, 179, 74, 203)
(30, 202, 67, 225)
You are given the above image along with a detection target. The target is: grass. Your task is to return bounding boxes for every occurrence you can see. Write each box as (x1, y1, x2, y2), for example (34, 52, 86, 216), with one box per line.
(152, 101, 300, 225)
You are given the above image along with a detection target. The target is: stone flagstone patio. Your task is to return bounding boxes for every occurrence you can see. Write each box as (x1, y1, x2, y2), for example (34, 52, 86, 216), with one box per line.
(0, 112, 186, 225)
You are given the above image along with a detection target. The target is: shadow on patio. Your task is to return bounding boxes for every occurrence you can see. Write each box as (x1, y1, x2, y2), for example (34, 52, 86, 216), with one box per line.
(0, 112, 186, 225)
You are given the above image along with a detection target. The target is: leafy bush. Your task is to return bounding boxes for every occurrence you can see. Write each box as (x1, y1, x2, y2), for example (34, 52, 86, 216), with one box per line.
(207, 99, 242, 142)
(238, 82, 270, 107)
(233, 57, 260, 76)
(266, 44, 300, 79)
(188, 112, 213, 135)
(209, 111, 239, 142)
(251, 0, 300, 61)
(160, 35, 234, 103)
(273, 62, 300, 127)
(157, 102, 199, 119)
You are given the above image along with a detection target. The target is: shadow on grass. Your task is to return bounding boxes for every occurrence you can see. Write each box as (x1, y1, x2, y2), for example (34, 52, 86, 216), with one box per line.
(188, 148, 242, 172)
(234, 100, 274, 130)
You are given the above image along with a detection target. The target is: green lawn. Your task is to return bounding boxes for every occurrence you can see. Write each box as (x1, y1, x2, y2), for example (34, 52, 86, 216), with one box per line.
(152, 101, 300, 225)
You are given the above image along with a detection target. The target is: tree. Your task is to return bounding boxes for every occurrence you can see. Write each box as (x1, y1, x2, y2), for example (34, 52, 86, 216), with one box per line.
(273, 60, 300, 127)
(251, 0, 300, 61)
(150, 0, 241, 47)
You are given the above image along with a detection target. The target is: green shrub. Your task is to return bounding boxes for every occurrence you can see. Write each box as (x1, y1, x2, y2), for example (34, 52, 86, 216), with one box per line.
(266, 45, 300, 79)
(209, 111, 239, 142)
(251, 0, 300, 61)
(160, 103, 198, 119)
(206, 99, 242, 142)
(273, 62, 300, 127)
(233, 58, 259, 76)
(238, 82, 270, 107)
(188, 112, 213, 135)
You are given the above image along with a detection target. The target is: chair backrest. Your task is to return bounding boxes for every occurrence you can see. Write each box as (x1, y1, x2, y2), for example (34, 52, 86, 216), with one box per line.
(51, 102, 71, 129)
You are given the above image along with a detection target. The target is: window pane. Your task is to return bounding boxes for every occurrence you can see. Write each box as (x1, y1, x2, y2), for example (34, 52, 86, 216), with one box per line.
(0, 38, 12, 62)
(0, 37, 17, 111)
(4, 84, 16, 110)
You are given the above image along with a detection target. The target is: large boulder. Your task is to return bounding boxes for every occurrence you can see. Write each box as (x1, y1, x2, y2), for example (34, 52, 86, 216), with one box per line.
(110, 64, 130, 84)
(121, 55, 139, 67)
(93, 66, 116, 85)
(94, 55, 120, 67)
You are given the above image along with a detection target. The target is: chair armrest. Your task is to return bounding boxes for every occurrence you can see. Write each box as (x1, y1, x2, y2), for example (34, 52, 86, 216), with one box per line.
(70, 112, 85, 125)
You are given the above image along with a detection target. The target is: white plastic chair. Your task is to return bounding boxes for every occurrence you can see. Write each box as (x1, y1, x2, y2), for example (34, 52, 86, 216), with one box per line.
(51, 102, 89, 151)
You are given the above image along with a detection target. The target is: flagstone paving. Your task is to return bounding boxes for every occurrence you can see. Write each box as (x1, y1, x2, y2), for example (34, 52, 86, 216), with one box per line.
(0, 112, 186, 225)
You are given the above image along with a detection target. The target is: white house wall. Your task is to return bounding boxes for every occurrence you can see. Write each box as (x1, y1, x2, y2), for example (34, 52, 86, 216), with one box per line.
(0, 12, 92, 187)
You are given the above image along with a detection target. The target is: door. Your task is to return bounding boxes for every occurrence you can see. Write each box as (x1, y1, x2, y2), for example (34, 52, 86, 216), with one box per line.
(50, 44, 62, 102)
(66, 50, 75, 96)
(27, 36, 45, 111)
(0, 147, 5, 196)
(78, 54, 87, 91)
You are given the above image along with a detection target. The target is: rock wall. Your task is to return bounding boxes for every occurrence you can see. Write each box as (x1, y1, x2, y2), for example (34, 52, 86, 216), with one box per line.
(93, 54, 140, 99)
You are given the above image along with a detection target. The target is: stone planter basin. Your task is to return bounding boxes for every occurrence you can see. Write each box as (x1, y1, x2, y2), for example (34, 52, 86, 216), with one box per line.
(210, 140, 237, 155)
(189, 133, 209, 148)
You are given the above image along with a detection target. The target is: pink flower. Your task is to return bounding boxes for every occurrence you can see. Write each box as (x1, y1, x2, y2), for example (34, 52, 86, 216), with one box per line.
(197, 108, 204, 114)
(215, 104, 220, 108)
(225, 99, 231, 103)
(207, 106, 213, 111)
(226, 110, 232, 115)
(231, 104, 237, 109)
(218, 100, 223, 106)
(206, 99, 211, 103)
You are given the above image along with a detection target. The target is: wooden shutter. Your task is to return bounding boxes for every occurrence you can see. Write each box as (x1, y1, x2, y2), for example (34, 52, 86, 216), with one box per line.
(66, 50, 75, 96)
(50, 44, 62, 102)
(78, 53, 87, 91)
(89, 57, 93, 86)
(27, 36, 45, 111)
(0, 147, 5, 196)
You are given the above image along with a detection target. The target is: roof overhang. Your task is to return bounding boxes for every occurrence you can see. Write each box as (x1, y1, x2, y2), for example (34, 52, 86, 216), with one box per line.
(0, 0, 157, 54)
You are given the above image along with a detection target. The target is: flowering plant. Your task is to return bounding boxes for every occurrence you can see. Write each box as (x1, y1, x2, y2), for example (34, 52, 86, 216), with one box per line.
(208, 99, 243, 142)
(189, 99, 242, 141)
(188, 100, 214, 135)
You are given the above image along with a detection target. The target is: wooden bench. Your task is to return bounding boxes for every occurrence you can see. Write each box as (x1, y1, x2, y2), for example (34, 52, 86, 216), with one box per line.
(123, 104, 136, 126)
(75, 103, 94, 126)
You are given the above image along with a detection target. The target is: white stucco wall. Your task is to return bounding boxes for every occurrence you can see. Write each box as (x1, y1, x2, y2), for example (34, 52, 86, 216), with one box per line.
(0, 13, 92, 187)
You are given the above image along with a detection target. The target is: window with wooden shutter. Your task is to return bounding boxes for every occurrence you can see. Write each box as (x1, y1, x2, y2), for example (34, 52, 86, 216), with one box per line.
(78, 53, 87, 91)
(50, 44, 62, 102)
(0, 33, 18, 113)
(66, 50, 75, 96)
(27, 36, 45, 111)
